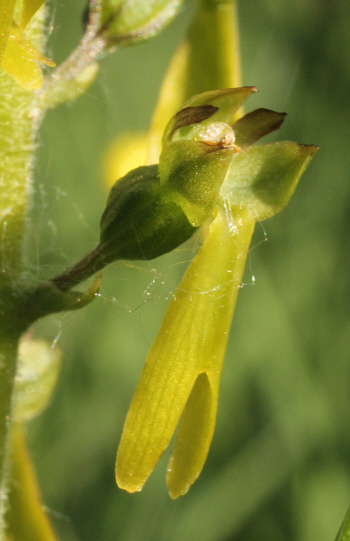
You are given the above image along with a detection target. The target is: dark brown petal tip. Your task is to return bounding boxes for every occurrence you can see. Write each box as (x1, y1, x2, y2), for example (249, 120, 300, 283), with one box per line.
(232, 108, 287, 147)
(167, 105, 219, 141)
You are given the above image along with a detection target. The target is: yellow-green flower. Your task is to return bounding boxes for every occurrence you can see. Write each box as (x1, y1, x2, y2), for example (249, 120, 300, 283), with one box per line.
(0, 0, 55, 89)
(114, 89, 318, 498)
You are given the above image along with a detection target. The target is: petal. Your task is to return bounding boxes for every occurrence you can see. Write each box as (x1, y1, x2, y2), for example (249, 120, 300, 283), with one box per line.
(0, 0, 16, 62)
(221, 142, 318, 221)
(166, 105, 219, 142)
(115, 205, 255, 494)
(20, 0, 46, 29)
(162, 87, 256, 145)
(232, 108, 287, 148)
(166, 371, 218, 499)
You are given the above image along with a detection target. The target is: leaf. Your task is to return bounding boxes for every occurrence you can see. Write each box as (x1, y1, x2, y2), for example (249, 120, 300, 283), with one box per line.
(221, 142, 319, 220)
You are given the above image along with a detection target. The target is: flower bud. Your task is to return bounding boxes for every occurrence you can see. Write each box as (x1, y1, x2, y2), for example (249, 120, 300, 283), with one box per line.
(96, 0, 184, 46)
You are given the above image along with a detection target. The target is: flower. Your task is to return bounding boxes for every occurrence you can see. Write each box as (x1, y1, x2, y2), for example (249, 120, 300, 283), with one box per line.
(0, 0, 55, 89)
(112, 88, 318, 498)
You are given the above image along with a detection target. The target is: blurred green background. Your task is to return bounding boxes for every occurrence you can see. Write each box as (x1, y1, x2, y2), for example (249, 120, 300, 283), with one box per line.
(27, 1, 350, 539)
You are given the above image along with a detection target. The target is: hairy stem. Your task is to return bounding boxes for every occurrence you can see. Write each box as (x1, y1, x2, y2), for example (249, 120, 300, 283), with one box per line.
(0, 3, 47, 535)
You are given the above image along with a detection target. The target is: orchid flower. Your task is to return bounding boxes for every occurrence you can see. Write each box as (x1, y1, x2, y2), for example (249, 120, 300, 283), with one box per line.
(113, 88, 318, 498)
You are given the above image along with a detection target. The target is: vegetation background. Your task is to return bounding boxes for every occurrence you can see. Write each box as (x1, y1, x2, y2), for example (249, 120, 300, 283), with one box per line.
(27, 0, 350, 539)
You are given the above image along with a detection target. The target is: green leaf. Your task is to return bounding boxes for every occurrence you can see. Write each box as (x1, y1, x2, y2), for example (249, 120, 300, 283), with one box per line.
(232, 108, 287, 148)
(221, 142, 318, 220)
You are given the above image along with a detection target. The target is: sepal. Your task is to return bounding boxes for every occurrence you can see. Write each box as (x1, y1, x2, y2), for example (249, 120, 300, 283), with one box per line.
(221, 142, 319, 220)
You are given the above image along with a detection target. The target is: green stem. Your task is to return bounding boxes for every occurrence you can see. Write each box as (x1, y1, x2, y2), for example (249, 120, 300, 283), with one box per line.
(40, 0, 104, 109)
(0, 11, 44, 277)
(0, 3, 47, 535)
(0, 335, 20, 535)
